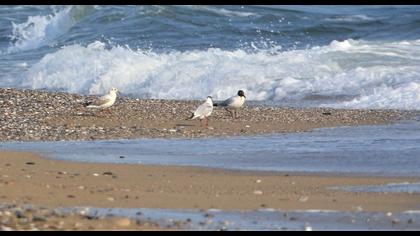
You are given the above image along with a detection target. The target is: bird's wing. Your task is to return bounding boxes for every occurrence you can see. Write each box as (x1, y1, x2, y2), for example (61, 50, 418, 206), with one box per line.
(219, 96, 235, 107)
(194, 102, 213, 117)
(91, 94, 112, 106)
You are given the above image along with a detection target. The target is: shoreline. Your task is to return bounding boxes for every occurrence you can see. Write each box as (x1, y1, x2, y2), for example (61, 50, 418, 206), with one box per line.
(1, 151, 419, 230)
(2, 88, 420, 230)
(1, 88, 418, 141)
(1, 151, 419, 212)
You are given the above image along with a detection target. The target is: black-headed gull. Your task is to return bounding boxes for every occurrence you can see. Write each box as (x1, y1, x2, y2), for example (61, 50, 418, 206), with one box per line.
(214, 90, 246, 119)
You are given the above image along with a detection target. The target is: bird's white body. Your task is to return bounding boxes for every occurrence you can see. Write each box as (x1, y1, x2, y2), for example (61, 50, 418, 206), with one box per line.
(191, 97, 213, 120)
(219, 95, 246, 109)
(86, 88, 118, 109)
(215, 90, 246, 119)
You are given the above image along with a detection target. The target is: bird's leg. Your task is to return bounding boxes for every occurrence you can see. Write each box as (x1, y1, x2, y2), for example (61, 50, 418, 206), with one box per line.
(205, 117, 209, 127)
(227, 108, 234, 118)
(235, 109, 239, 119)
(96, 109, 102, 117)
(224, 108, 231, 118)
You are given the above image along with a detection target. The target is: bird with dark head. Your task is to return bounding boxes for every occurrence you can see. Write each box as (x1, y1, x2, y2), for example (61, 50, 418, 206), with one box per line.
(213, 90, 246, 119)
(237, 90, 246, 98)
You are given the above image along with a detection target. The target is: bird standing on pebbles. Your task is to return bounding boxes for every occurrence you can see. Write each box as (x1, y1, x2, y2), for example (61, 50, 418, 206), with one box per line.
(214, 90, 246, 119)
(190, 96, 213, 127)
(83, 88, 118, 114)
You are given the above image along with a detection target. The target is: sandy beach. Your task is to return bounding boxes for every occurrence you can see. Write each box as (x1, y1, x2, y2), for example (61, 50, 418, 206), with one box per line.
(0, 151, 419, 230)
(0, 88, 418, 141)
(1, 88, 420, 230)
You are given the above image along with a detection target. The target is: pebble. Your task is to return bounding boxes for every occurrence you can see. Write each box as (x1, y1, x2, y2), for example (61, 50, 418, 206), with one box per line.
(107, 197, 115, 202)
(354, 206, 363, 212)
(298, 196, 309, 202)
(304, 223, 312, 231)
(391, 218, 400, 224)
(253, 190, 263, 195)
(0, 203, 188, 230)
(114, 218, 131, 227)
(2, 88, 410, 142)
(77, 208, 90, 215)
(203, 213, 214, 218)
(33, 216, 47, 222)
(15, 210, 25, 218)
(1, 226, 13, 231)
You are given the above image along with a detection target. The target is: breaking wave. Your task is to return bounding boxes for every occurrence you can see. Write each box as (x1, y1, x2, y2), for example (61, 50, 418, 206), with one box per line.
(7, 6, 93, 53)
(21, 38, 420, 109)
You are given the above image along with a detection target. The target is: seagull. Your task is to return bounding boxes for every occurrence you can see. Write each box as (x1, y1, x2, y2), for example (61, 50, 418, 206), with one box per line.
(214, 90, 246, 119)
(190, 96, 213, 127)
(83, 88, 118, 114)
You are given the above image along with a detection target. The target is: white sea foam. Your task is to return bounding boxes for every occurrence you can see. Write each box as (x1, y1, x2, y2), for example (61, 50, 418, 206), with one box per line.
(7, 6, 92, 53)
(182, 5, 258, 17)
(22, 39, 420, 110)
(328, 182, 420, 193)
(325, 14, 376, 22)
(206, 7, 258, 17)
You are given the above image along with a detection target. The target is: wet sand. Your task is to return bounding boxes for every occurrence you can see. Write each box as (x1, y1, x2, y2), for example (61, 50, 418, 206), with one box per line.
(1, 88, 417, 141)
(0, 151, 419, 230)
(1, 88, 420, 230)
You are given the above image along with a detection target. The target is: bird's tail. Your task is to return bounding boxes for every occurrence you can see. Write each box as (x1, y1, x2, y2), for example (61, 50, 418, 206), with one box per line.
(189, 111, 196, 120)
(213, 103, 218, 107)
(86, 104, 101, 109)
(82, 101, 92, 107)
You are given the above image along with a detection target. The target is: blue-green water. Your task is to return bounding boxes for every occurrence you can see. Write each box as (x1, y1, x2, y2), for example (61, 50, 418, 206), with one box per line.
(1, 5, 420, 109)
(58, 207, 420, 230)
(3, 121, 420, 177)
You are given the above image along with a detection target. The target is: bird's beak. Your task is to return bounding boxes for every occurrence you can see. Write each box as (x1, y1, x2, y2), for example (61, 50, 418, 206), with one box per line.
(244, 95, 246, 98)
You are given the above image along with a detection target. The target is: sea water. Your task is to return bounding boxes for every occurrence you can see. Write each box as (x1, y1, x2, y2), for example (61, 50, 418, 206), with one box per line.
(2, 120, 420, 178)
(1, 6, 420, 109)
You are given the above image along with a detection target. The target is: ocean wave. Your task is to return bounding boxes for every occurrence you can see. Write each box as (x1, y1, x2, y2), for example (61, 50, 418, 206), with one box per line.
(325, 81, 420, 109)
(180, 5, 259, 17)
(324, 14, 377, 22)
(6, 6, 93, 54)
(22, 38, 420, 110)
